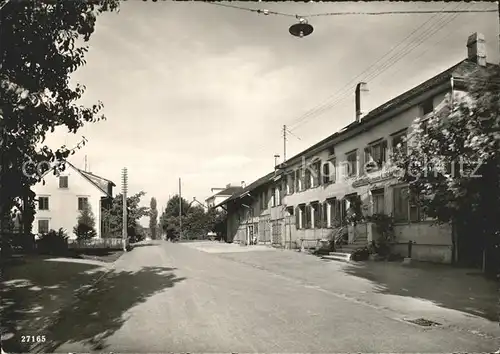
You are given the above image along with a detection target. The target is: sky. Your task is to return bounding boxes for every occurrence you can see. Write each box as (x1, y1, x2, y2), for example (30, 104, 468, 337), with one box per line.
(43, 1, 499, 226)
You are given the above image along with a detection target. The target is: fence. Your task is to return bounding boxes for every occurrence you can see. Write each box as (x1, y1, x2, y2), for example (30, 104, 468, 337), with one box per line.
(68, 237, 124, 249)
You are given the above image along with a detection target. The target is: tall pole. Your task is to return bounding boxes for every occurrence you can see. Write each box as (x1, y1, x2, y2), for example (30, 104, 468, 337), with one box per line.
(283, 125, 287, 162)
(122, 167, 128, 251)
(179, 177, 182, 241)
(498, 0, 500, 61)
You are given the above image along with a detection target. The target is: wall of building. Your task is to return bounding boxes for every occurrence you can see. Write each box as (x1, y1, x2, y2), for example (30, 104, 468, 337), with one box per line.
(32, 167, 109, 239)
(277, 87, 453, 261)
(223, 85, 457, 261)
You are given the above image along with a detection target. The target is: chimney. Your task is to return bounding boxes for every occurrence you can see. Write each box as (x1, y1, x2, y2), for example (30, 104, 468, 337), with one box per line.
(241, 181, 246, 188)
(355, 82, 369, 122)
(467, 32, 486, 67)
(226, 183, 232, 188)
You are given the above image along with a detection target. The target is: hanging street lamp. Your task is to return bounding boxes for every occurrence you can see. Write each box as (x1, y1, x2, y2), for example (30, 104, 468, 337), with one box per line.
(289, 17, 314, 38)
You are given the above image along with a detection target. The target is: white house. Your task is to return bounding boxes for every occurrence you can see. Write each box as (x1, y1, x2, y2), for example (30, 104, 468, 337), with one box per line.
(205, 183, 244, 210)
(32, 161, 115, 239)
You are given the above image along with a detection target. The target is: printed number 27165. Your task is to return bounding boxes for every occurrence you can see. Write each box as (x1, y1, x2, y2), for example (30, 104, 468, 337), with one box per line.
(21, 335, 46, 343)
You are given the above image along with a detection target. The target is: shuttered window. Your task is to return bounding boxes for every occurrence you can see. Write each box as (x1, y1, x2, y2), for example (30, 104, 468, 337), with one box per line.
(312, 202, 320, 228)
(304, 205, 311, 229)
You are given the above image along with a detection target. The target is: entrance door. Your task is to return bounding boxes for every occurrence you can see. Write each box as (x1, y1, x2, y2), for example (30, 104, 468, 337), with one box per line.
(247, 225, 254, 245)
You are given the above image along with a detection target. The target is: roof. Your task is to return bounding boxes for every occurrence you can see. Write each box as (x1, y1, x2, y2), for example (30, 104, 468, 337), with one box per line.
(77, 168, 116, 196)
(40, 160, 115, 197)
(279, 59, 497, 167)
(205, 186, 243, 202)
(214, 171, 276, 208)
(213, 186, 243, 197)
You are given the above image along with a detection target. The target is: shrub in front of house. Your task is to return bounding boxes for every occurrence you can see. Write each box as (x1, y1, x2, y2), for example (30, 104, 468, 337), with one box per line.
(36, 228, 69, 255)
(351, 246, 370, 261)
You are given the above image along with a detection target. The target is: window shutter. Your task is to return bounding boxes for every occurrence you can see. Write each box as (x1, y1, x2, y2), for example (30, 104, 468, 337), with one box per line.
(381, 140, 388, 163)
(323, 202, 328, 227)
(314, 204, 320, 228)
(295, 207, 300, 229)
(316, 162, 321, 186)
(331, 159, 336, 183)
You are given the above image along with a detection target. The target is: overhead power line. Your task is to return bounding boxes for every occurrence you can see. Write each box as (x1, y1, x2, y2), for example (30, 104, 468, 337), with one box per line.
(204, 2, 497, 18)
(288, 2, 470, 132)
(285, 3, 447, 130)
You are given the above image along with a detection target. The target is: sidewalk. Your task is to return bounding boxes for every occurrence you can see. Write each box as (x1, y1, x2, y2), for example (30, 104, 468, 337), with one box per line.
(181, 240, 277, 253)
(216, 249, 500, 340)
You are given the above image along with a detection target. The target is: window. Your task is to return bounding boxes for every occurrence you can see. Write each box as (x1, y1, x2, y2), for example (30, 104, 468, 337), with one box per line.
(391, 129, 407, 156)
(364, 140, 387, 173)
(312, 161, 321, 187)
(78, 197, 88, 211)
(59, 176, 68, 188)
(346, 150, 358, 177)
(260, 191, 268, 210)
(38, 219, 49, 234)
(286, 206, 294, 216)
(329, 157, 336, 183)
(393, 185, 421, 223)
(288, 173, 295, 194)
(271, 188, 276, 207)
(296, 204, 306, 229)
(38, 197, 49, 210)
(421, 98, 434, 116)
(295, 169, 303, 192)
(371, 188, 385, 215)
(322, 162, 330, 184)
(304, 168, 311, 189)
(304, 204, 312, 229)
(311, 201, 322, 228)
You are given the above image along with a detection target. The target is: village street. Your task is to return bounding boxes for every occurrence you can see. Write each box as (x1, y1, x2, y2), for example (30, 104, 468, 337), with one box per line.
(27, 240, 499, 353)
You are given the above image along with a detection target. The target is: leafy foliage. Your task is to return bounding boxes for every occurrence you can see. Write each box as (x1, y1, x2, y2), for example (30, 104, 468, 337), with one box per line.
(36, 228, 69, 255)
(159, 195, 227, 240)
(0, 0, 119, 243)
(101, 191, 149, 239)
(366, 213, 395, 257)
(149, 197, 158, 240)
(73, 204, 97, 240)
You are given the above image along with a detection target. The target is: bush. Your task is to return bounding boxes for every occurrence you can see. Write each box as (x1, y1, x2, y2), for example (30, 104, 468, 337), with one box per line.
(36, 228, 69, 255)
(351, 246, 370, 261)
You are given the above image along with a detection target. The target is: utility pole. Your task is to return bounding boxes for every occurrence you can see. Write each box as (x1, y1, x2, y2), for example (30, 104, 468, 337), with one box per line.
(84, 155, 87, 172)
(283, 125, 287, 163)
(122, 167, 128, 251)
(179, 177, 182, 241)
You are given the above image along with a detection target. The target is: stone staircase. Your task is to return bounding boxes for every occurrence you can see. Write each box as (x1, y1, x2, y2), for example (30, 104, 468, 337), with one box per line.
(321, 231, 369, 263)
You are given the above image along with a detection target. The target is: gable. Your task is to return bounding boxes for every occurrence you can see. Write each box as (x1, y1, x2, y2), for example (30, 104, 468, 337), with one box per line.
(32, 162, 111, 198)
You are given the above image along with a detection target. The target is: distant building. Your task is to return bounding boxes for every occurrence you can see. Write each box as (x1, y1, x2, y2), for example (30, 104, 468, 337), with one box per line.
(32, 161, 115, 239)
(216, 32, 495, 265)
(205, 183, 244, 210)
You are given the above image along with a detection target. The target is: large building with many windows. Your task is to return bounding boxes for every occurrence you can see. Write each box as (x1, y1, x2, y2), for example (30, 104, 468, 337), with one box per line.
(216, 32, 494, 264)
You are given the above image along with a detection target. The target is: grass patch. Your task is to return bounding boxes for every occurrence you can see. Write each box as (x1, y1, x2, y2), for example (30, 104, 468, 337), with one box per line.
(70, 249, 125, 263)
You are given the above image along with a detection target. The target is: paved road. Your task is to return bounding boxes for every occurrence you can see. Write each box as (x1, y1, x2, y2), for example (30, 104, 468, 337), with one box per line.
(41, 241, 499, 353)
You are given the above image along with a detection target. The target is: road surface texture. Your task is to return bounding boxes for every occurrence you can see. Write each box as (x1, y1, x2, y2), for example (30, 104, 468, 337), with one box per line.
(34, 240, 499, 353)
